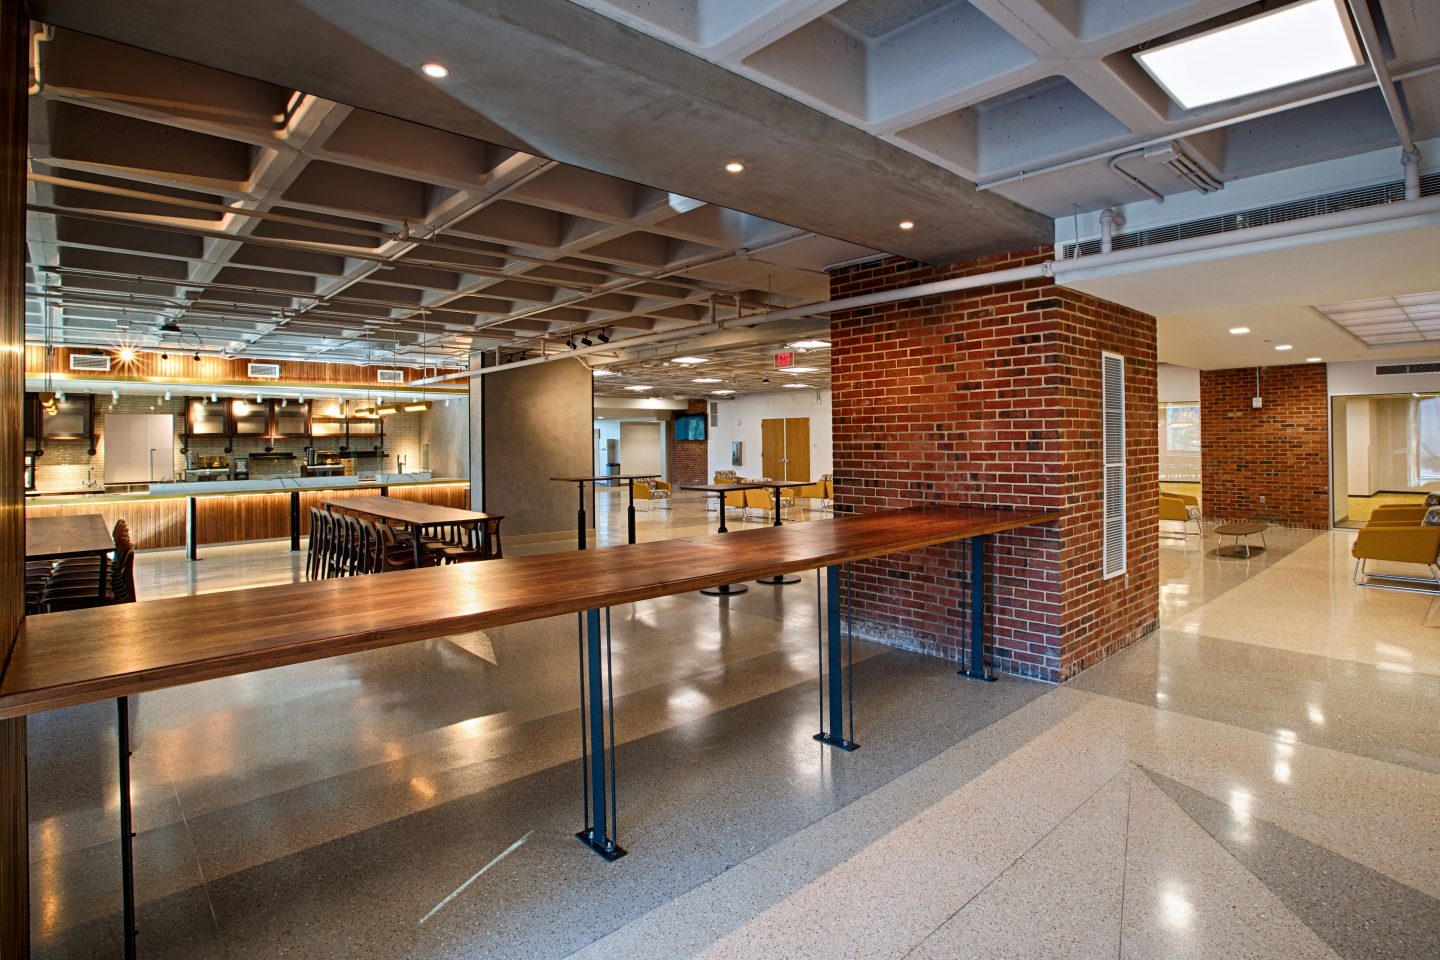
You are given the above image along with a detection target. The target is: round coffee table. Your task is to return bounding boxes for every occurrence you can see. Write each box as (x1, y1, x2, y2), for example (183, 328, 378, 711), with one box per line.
(1214, 521, 1268, 558)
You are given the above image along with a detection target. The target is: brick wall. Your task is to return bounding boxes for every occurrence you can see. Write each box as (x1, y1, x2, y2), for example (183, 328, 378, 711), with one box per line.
(667, 399, 709, 486)
(1200, 364, 1329, 528)
(831, 250, 1159, 682)
(30, 394, 424, 492)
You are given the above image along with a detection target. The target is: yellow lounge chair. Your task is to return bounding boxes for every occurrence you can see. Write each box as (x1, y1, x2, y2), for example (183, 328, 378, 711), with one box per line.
(1352, 523, 1440, 594)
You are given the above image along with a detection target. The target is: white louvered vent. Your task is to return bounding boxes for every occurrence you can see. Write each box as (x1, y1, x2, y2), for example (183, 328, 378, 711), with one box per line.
(709, 401, 719, 427)
(1101, 352, 1126, 580)
(69, 353, 111, 372)
(376, 369, 405, 384)
(247, 362, 280, 379)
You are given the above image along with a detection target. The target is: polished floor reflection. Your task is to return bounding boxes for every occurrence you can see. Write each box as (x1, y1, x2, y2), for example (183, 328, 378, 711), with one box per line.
(27, 508, 1440, 959)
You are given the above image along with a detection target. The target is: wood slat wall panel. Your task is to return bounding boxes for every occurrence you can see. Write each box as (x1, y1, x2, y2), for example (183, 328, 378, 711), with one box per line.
(1, 0, 28, 953)
(24, 483, 471, 548)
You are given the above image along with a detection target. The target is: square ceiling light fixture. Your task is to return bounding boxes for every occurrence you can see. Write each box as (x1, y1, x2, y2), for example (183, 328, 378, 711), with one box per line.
(1135, 0, 1363, 110)
(1315, 293, 1440, 344)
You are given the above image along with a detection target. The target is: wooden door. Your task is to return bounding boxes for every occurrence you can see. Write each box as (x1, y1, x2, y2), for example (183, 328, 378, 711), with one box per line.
(761, 418, 786, 479)
(785, 418, 810, 481)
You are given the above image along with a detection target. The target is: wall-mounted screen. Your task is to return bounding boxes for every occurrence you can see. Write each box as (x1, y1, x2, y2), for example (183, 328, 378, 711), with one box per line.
(675, 413, 707, 441)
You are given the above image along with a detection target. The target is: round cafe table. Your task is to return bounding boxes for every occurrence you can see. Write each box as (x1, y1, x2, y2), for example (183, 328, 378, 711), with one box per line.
(1214, 521, 1268, 558)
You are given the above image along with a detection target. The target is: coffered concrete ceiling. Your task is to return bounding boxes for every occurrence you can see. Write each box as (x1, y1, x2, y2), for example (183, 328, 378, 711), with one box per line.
(569, 0, 1440, 216)
(27, 0, 1053, 266)
(24, 28, 880, 368)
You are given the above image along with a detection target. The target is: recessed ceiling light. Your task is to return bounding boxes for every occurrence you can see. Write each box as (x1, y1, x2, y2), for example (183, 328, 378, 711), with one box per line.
(1229, 327, 1250, 335)
(710, 389, 735, 395)
(1306, 357, 1323, 363)
(421, 62, 449, 79)
(1275, 344, 1293, 351)
(117, 347, 135, 362)
(898, 220, 915, 230)
(692, 377, 722, 383)
(788, 339, 831, 350)
(625, 385, 653, 391)
(1134, 0, 1362, 110)
(783, 366, 818, 374)
(724, 161, 745, 174)
(592, 369, 615, 377)
(670, 356, 709, 365)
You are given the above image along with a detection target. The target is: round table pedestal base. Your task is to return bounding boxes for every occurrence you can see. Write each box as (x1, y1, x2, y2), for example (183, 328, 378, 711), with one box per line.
(701, 583, 748, 596)
(755, 574, 801, 585)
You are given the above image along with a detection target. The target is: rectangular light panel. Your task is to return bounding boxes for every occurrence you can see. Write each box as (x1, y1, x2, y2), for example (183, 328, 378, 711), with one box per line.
(1135, 0, 1363, 110)
(1317, 293, 1440, 344)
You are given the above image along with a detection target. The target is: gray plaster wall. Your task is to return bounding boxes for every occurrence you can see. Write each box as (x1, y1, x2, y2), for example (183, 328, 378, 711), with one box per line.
(419, 394, 470, 479)
(479, 358, 592, 537)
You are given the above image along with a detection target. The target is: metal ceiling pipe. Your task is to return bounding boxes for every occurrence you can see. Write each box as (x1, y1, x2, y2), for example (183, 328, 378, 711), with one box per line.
(1107, 150, 1165, 202)
(1344, 0, 1423, 200)
(1099, 208, 1123, 253)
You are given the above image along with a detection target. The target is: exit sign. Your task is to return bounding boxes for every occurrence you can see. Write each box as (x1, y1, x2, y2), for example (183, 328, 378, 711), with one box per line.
(774, 352, 795, 369)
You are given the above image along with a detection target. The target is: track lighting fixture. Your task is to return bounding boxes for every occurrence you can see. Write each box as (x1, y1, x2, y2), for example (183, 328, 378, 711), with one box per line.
(567, 339, 577, 350)
(597, 330, 610, 343)
(160, 352, 169, 360)
(580, 336, 594, 347)
(194, 352, 201, 362)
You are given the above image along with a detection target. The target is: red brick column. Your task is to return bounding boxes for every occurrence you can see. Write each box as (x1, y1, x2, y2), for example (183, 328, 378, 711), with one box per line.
(667, 399, 709, 486)
(831, 251, 1158, 681)
(1200, 364, 1329, 528)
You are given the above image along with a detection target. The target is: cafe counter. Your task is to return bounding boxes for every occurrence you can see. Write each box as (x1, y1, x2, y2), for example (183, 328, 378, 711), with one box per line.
(25, 476, 471, 551)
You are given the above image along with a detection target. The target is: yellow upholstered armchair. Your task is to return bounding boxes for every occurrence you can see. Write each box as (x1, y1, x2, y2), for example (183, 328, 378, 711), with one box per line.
(1364, 504, 1428, 526)
(1352, 523, 1440, 593)
(1159, 493, 1202, 539)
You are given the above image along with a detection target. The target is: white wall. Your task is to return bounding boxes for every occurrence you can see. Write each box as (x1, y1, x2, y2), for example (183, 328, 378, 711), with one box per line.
(1332, 396, 1349, 522)
(1345, 397, 1372, 496)
(1326, 358, 1440, 396)
(619, 421, 664, 476)
(1157, 363, 1200, 403)
(708, 388, 832, 479)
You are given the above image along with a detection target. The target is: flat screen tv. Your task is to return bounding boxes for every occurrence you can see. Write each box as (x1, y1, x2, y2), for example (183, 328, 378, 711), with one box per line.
(675, 413, 707, 441)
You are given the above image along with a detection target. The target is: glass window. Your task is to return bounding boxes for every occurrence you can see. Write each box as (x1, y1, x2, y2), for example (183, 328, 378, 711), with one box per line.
(1159, 402, 1201, 482)
(1415, 396, 1440, 483)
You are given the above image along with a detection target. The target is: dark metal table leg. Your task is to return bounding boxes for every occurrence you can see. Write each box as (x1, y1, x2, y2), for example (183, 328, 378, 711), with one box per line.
(185, 495, 199, 562)
(577, 481, 587, 551)
(702, 498, 747, 595)
(627, 479, 637, 545)
(290, 490, 301, 552)
(413, 523, 423, 569)
(814, 564, 858, 750)
(97, 552, 109, 599)
(117, 697, 138, 960)
(576, 607, 625, 860)
(960, 535, 996, 682)
(757, 485, 800, 585)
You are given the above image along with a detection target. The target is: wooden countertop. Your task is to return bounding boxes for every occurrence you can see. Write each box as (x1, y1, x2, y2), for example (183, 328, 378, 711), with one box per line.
(0, 505, 1057, 720)
(25, 514, 114, 561)
(325, 496, 498, 526)
(26, 478, 470, 507)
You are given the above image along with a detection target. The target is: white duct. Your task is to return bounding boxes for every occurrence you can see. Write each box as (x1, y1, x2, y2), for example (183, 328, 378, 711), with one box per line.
(418, 192, 1440, 384)
(1098, 208, 1124, 253)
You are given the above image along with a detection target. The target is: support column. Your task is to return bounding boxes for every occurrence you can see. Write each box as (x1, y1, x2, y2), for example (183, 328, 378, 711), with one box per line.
(1, 2, 31, 957)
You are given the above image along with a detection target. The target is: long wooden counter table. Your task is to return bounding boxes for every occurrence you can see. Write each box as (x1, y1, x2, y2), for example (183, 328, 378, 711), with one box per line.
(2, 504, 1056, 955)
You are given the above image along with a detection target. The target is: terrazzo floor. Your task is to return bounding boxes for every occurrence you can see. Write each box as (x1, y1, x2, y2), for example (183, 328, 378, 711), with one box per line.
(24, 503, 1440, 959)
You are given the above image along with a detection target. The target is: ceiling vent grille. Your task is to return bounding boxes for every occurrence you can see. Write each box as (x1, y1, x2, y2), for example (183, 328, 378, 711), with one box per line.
(1376, 362, 1440, 376)
(376, 369, 405, 384)
(1064, 172, 1440, 259)
(247, 362, 281, 379)
(68, 354, 111, 372)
